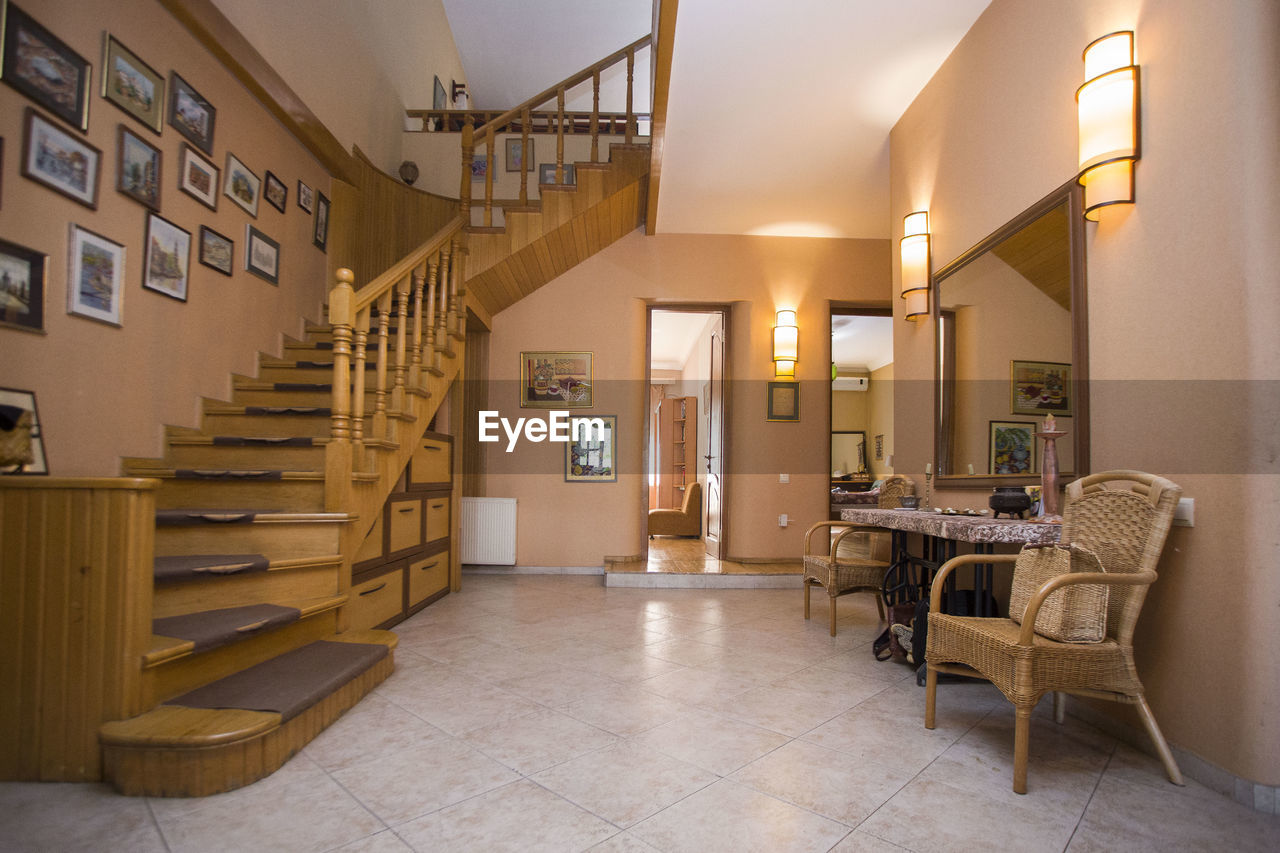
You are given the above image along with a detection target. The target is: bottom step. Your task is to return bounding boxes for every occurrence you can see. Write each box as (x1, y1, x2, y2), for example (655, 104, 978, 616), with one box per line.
(100, 631, 396, 797)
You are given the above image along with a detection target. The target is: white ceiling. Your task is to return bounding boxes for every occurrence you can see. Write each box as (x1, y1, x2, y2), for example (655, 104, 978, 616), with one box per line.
(442, 0, 990, 239)
(650, 310, 716, 373)
(832, 314, 894, 372)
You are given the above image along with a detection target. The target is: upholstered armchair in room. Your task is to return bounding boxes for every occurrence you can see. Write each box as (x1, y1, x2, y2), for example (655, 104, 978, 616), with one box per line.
(803, 475, 916, 636)
(924, 470, 1183, 794)
(648, 481, 702, 537)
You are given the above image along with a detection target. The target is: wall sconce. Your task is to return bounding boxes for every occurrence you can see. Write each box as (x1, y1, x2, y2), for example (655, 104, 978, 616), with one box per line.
(1077, 31, 1139, 220)
(900, 211, 930, 321)
(773, 309, 798, 377)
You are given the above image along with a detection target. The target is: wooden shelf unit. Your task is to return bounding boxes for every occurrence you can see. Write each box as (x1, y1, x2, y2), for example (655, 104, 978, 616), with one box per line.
(657, 396, 698, 509)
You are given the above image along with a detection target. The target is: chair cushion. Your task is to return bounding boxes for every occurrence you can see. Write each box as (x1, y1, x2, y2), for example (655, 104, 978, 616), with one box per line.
(1008, 544, 1108, 643)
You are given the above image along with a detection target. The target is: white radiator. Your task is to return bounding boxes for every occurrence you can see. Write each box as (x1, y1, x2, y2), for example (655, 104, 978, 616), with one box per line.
(460, 497, 517, 565)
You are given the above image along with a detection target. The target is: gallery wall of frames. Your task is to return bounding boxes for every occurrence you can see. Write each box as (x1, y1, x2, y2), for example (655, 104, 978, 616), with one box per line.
(0, 0, 335, 476)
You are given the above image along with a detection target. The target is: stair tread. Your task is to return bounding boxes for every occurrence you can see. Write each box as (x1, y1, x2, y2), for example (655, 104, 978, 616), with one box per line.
(154, 553, 270, 583)
(156, 508, 353, 526)
(167, 435, 397, 450)
(144, 596, 347, 667)
(127, 466, 378, 484)
(102, 632, 396, 746)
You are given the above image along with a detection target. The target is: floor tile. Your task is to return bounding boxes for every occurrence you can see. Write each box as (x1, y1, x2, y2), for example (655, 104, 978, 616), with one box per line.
(303, 692, 449, 773)
(630, 708, 791, 776)
(329, 829, 416, 852)
(460, 706, 621, 774)
(560, 682, 693, 736)
(0, 782, 167, 853)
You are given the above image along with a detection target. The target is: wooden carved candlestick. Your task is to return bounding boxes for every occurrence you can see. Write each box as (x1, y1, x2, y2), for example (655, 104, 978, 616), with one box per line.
(1036, 428, 1068, 516)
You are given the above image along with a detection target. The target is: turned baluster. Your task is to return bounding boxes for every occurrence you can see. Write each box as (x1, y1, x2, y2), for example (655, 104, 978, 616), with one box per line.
(409, 270, 425, 387)
(350, 307, 369, 454)
(460, 119, 473, 225)
(425, 257, 439, 373)
(519, 108, 531, 205)
(483, 126, 495, 227)
(591, 68, 601, 163)
(556, 88, 566, 183)
(625, 48, 635, 145)
(436, 242, 451, 355)
(391, 273, 410, 411)
(372, 292, 391, 436)
(449, 235, 465, 338)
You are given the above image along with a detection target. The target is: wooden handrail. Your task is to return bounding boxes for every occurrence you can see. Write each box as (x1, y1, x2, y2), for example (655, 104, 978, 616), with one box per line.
(345, 216, 464, 314)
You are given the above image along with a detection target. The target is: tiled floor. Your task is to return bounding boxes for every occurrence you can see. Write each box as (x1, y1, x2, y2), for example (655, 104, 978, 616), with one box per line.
(608, 537, 802, 574)
(4, 574, 1278, 852)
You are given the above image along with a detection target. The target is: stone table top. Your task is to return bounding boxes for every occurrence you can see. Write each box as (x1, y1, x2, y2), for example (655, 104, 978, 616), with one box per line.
(838, 507, 1062, 545)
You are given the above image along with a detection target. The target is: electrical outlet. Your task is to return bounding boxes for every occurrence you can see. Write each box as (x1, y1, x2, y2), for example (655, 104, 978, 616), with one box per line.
(778, 513, 789, 527)
(1173, 497, 1194, 527)
(778, 473, 790, 483)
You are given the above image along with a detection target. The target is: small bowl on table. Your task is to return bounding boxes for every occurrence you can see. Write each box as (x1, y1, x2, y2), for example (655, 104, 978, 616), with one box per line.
(898, 496, 920, 510)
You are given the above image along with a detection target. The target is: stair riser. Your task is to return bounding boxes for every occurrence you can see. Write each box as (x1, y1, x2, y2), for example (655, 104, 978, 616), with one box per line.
(156, 521, 344, 560)
(255, 364, 385, 384)
(200, 413, 353, 438)
(151, 479, 326, 511)
(144, 613, 338, 706)
(231, 388, 382, 407)
(164, 444, 327, 469)
(152, 565, 341, 620)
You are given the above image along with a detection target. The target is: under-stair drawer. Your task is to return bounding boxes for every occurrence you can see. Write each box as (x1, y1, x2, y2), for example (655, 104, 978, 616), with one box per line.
(408, 547, 449, 608)
(348, 567, 404, 631)
(354, 512, 385, 567)
(426, 496, 449, 543)
(388, 498, 423, 553)
(407, 434, 452, 488)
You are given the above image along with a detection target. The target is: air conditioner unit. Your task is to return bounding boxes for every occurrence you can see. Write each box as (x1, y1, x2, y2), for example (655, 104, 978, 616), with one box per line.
(832, 376, 869, 392)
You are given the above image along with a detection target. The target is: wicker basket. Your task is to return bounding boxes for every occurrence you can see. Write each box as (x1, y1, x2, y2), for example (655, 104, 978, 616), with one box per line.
(1008, 544, 1108, 643)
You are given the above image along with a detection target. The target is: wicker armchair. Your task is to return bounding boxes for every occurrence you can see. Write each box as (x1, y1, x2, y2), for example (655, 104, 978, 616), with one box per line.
(924, 470, 1183, 794)
(803, 475, 915, 636)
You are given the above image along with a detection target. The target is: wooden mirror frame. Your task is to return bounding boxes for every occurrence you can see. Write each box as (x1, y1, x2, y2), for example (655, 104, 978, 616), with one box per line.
(932, 179, 1089, 487)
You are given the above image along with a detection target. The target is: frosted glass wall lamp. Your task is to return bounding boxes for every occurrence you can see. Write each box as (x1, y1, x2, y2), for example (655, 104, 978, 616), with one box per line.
(1077, 31, 1140, 220)
(773, 310, 798, 377)
(900, 211, 930, 321)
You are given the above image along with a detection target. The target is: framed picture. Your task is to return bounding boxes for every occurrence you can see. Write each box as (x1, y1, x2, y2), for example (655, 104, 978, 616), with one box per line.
(989, 420, 1037, 475)
(263, 170, 286, 213)
(313, 191, 329, 251)
(245, 224, 279, 285)
(296, 179, 313, 213)
(168, 72, 215, 154)
(766, 381, 800, 422)
(520, 351, 592, 409)
(1, 3, 90, 131)
(0, 387, 47, 474)
(564, 415, 616, 483)
(67, 224, 124, 325)
(1010, 360, 1072, 416)
(538, 162, 576, 186)
(115, 124, 160, 210)
(0, 236, 45, 333)
(432, 75, 446, 110)
(470, 153, 488, 180)
(505, 137, 533, 172)
(223, 151, 260, 217)
(178, 143, 218, 210)
(20, 108, 101, 208)
(143, 213, 190, 301)
(101, 34, 163, 133)
(198, 225, 233, 276)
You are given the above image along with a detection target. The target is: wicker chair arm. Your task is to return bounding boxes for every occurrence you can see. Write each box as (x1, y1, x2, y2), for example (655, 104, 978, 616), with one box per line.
(803, 520, 855, 555)
(1016, 570, 1158, 645)
(928, 553, 1019, 611)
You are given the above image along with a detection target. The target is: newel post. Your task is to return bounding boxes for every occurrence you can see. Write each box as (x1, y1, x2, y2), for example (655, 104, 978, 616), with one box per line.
(325, 269, 356, 511)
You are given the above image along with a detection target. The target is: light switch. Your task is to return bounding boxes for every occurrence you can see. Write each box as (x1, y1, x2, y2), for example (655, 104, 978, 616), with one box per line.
(1173, 497, 1194, 527)
(779, 513, 789, 527)
(778, 473, 790, 483)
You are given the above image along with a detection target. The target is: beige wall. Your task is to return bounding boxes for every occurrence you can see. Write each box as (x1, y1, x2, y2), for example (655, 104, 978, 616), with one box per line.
(867, 363, 894, 477)
(213, 0, 466, 174)
(484, 230, 890, 566)
(1, 0, 332, 476)
(891, 0, 1280, 784)
(830, 389, 868, 432)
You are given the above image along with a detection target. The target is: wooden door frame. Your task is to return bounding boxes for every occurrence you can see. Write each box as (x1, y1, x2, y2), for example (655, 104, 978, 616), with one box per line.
(642, 302, 732, 560)
(828, 301, 893, 499)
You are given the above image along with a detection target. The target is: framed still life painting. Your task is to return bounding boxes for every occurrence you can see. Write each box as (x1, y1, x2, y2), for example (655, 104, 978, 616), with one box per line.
(564, 415, 615, 483)
(520, 351, 592, 409)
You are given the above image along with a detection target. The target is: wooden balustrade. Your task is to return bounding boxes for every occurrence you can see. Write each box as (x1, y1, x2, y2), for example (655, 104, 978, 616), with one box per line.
(459, 34, 650, 226)
(325, 217, 465, 511)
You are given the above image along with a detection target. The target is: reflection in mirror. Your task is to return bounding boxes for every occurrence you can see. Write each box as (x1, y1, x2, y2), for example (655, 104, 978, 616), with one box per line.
(935, 181, 1088, 485)
(831, 431, 867, 478)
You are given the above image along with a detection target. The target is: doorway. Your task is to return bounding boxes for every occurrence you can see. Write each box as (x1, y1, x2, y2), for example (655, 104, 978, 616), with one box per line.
(830, 307, 894, 516)
(645, 305, 730, 563)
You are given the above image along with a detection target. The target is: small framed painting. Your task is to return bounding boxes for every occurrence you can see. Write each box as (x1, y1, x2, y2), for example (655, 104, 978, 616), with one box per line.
(178, 143, 218, 210)
(198, 225, 233, 276)
(168, 72, 215, 154)
(1, 4, 91, 132)
(766, 381, 800, 422)
(538, 162, 576, 186)
(313, 191, 329, 251)
(505, 137, 533, 172)
(101, 34, 164, 133)
(1010, 360, 1072, 416)
(116, 124, 161, 210)
(263, 170, 286, 213)
(470, 153, 488, 180)
(432, 75, 446, 110)
(0, 387, 48, 474)
(223, 151, 260, 217)
(520, 351, 592, 409)
(0, 236, 46, 333)
(21, 108, 101, 208)
(143, 213, 191, 301)
(67, 224, 125, 326)
(245, 224, 279, 285)
(989, 420, 1037, 475)
(565, 415, 616, 483)
(296, 179, 313, 213)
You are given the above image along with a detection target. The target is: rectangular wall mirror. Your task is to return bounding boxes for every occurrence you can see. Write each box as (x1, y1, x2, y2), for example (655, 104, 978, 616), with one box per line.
(934, 180, 1089, 485)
